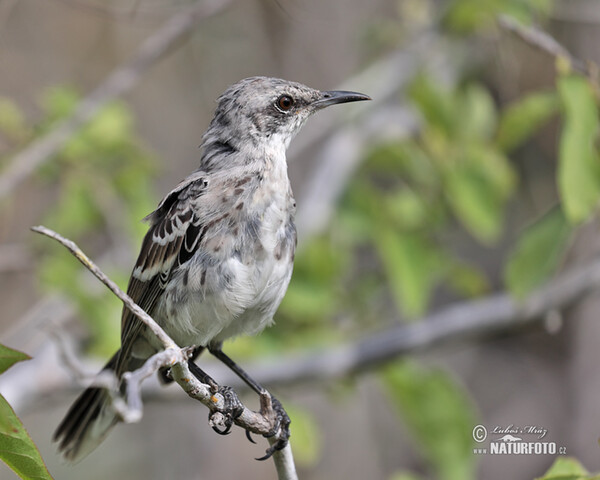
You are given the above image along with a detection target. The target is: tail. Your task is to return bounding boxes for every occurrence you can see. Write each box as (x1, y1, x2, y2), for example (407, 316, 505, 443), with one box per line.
(54, 353, 121, 462)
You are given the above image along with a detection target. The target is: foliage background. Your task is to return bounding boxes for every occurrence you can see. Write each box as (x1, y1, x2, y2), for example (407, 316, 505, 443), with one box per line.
(1, 0, 600, 479)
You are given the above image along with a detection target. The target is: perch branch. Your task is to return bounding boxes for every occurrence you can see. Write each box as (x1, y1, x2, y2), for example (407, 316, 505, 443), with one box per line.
(0, 0, 233, 202)
(31, 225, 297, 480)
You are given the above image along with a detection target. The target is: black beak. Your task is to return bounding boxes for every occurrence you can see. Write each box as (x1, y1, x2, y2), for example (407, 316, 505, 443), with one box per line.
(312, 90, 371, 109)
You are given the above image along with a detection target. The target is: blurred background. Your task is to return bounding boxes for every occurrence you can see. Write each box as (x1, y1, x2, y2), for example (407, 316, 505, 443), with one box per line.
(1, 0, 600, 479)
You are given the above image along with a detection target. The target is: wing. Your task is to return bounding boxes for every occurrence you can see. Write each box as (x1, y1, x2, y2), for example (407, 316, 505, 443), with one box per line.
(117, 172, 208, 372)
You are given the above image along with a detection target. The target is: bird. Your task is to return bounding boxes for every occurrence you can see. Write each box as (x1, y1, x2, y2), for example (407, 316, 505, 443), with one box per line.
(53, 76, 370, 462)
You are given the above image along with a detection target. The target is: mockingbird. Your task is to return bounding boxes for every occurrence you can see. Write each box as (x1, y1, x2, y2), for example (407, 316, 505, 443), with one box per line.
(54, 76, 370, 462)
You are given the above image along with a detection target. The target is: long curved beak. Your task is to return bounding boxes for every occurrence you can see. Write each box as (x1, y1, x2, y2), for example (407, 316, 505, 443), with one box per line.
(312, 90, 371, 109)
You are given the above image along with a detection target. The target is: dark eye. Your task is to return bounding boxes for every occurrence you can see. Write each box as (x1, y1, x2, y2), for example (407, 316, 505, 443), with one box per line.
(276, 95, 294, 111)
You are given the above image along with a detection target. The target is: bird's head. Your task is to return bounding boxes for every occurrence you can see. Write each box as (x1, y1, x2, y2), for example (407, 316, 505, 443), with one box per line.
(203, 76, 370, 158)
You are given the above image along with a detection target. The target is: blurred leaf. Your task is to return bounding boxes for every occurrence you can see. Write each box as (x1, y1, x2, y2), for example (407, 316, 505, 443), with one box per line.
(0, 394, 54, 480)
(446, 261, 490, 297)
(536, 457, 590, 479)
(460, 84, 497, 142)
(444, 0, 553, 34)
(504, 207, 572, 298)
(410, 75, 457, 136)
(445, 147, 516, 243)
(0, 98, 27, 141)
(279, 281, 338, 320)
(390, 473, 423, 480)
(557, 75, 600, 223)
(384, 189, 430, 230)
(285, 405, 322, 467)
(43, 175, 103, 238)
(374, 231, 443, 317)
(496, 91, 559, 152)
(0, 344, 30, 375)
(41, 86, 79, 122)
(363, 141, 439, 190)
(382, 361, 477, 480)
(85, 103, 132, 146)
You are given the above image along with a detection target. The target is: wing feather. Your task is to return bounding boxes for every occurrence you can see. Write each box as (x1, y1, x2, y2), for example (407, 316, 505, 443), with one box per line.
(116, 174, 208, 372)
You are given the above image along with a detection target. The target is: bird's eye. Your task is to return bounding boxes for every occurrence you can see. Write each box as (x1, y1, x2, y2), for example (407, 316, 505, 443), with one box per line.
(276, 95, 294, 112)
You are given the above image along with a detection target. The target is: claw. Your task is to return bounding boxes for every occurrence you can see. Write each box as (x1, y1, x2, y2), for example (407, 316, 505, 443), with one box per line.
(254, 394, 291, 461)
(245, 429, 257, 444)
(255, 439, 287, 461)
(212, 422, 232, 436)
(207, 385, 243, 437)
(255, 450, 274, 461)
(208, 410, 234, 435)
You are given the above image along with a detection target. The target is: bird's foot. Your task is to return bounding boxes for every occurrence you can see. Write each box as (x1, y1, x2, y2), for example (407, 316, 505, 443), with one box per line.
(255, 392, 291, 461)
(208, 386, 244, 435)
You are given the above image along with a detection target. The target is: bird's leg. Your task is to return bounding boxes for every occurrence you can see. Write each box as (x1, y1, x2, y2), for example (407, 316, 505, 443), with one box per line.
(208, 344, 291, 460)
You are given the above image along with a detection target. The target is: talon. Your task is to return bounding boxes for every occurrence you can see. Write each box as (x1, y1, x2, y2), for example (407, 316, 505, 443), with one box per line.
(208, 386, 244, 437)
(254, 394, 291, 460)
(212, 423, 232, 435)
(208, 410, 233, 435)
(255, 450, 274, 461)
(255, 439, 287, 461)
(245, 429, 257, 444)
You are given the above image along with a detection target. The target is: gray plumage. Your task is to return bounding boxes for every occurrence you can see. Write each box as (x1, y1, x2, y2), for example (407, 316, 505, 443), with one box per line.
(54, 76, 370, 462)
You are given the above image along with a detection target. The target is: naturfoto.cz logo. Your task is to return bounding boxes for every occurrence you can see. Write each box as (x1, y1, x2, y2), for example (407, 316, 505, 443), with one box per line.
(472, 424, 567, 456)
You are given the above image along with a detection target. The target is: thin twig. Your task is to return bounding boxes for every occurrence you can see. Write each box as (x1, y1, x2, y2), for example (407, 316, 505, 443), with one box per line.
(31, 225, 177, 349)
(31, 225, 297, 480)
(497, 15, 591, 76)
(0, 0, 234, 202)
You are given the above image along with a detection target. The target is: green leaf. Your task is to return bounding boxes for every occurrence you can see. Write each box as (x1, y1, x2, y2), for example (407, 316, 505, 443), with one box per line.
(504, 207, 572, 298)
(0, 344, 30, 375)
(557, 75, 600, 223)
(374, 231, 442, 317)
(443, 1, 553, 34)
(0, 394, 54, 480)
(445, 147, 516, 243)
(536, 457, 589, 479)
(496, 91, 559, 153)
(40, 86, 79, 121)
(384, 189, 429, 230)
(0, 98, 27, 139)
(410, 75, 457, 136)
(389, 473, 423, 480)
(459, 84, 497, 142)
(381, 361, 477, 480)
(445, 261, 490, 298)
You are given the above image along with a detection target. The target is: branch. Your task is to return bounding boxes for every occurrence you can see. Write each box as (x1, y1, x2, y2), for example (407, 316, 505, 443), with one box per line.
(0, 0, 234, 202)
(31, 225, 297, 480)
(497, 15, 593, 77)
